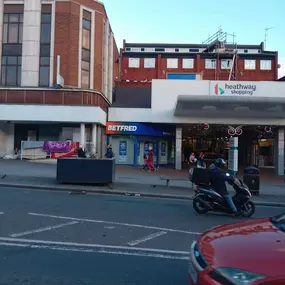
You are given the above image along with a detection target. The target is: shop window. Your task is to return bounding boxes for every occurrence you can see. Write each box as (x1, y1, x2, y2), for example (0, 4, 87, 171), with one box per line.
(144, 58, 155, 68)
(167, 58, 178, 69)
(221, 59, 233, 69)
(260, 60, 271, 70)
(205, 59, 216, 69)
(244, 59, 256, 70)
(182, 58, 194, 69)
(128, 58, 140, 68)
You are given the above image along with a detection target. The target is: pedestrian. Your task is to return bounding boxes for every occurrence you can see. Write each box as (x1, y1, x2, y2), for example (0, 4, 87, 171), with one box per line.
(197, 152, 206, 169)
(105, 144, 114, 158)
(141, 155, 149, 171)
(147, 147, 155, 171)
(189, 153, 197, 166)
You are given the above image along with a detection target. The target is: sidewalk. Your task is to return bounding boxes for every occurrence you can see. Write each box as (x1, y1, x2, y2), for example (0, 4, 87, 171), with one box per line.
(0, 159, 285, 206)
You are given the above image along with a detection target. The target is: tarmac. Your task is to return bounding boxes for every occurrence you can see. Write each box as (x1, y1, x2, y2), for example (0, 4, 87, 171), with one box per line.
(0, 159, 285, 207)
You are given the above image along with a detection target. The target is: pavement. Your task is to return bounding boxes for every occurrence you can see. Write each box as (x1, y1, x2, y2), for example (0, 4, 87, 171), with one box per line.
(0, 187, 284, 284)
(0, 160, 285, 206)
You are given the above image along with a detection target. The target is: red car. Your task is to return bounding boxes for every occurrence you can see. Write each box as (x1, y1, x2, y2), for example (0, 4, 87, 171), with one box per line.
(188, 212, 285, 285)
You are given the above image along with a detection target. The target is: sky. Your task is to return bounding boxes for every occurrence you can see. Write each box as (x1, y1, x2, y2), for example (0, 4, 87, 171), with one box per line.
(101, 0, 285, 79)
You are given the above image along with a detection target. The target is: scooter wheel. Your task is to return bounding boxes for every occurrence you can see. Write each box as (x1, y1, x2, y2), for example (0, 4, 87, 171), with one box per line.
(241, 201, 255, 217)
(193, 195, 209, 214)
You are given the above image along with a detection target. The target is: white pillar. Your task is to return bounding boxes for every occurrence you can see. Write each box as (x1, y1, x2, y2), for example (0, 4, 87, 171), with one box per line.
(276, 127, 284, 176)
(103, 19, 109, 97)
(107, 32, 114, 102)
(0, 1, 3, 77)
(91, 124, 97, 153)
(80, 123, 85, 148)
(175, 126, 182, 170)
(21, 0, 41, 87)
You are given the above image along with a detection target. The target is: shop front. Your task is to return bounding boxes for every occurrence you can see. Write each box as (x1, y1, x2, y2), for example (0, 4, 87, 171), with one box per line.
(106, 122, 175, 166)
(109, 79, 285, 175)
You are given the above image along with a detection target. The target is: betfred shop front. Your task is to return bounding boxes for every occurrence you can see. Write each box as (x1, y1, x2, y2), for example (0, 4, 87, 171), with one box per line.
(106, 122, 175, 166)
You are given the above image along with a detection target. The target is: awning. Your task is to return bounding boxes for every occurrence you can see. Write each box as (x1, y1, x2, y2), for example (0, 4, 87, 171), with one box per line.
(174, 95, 285, 118)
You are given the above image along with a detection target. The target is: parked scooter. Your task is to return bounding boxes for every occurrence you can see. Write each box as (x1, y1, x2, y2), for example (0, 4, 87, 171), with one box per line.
(193, 173, 255, 217)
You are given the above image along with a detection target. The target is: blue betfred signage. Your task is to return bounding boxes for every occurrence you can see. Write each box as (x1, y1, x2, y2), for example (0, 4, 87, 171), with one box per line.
(106, 122, 174, 137)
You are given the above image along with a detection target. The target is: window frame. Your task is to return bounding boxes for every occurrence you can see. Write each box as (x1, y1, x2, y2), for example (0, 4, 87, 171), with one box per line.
(182, 58, 194, 69)
(221, 59, 233, 70)
(244, 59, 256, 70)
(205, 59, 216, 69)
(128, 58, 140, 68)
(2, 13, 23, 44)
(260, 60, 271, 71)
(167, 58, 178, 69)
(144, 58, 155, 68)
(39, 12, 52, 87)
(81, 10, 92, 89)
(1, 55, 22, 86)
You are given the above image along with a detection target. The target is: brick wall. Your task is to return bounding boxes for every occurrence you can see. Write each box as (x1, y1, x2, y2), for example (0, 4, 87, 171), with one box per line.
(53, 0, 119, 95)
(121, 54, 278, 82)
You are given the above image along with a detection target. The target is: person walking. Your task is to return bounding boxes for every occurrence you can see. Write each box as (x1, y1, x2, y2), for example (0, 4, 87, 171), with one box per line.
(197, 152, 206, 169)
(105, 144, 114, 158)
(147, 147, 155, 171)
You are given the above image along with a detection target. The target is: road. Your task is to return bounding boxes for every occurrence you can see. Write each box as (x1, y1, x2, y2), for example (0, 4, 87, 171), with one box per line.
(0, 187, 284, 285)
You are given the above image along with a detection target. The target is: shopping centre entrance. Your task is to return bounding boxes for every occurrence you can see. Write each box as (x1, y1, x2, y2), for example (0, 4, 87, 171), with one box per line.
(179, 124, 279, 172)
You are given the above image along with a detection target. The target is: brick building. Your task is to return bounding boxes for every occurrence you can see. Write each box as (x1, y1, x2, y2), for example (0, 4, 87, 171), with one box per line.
(0, 0, 119, 157)
(119, 39, 279, 85)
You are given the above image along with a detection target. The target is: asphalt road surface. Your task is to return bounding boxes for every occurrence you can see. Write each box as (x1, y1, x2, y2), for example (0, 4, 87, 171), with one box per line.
(0, 187, 284, 285)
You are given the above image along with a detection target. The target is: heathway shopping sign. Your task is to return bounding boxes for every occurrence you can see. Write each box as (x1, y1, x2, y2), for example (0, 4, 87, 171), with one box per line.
(210, 81, 258, 96)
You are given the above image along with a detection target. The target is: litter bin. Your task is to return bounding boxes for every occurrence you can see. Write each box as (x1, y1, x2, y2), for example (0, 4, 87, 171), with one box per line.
(243, 166, 260, 195)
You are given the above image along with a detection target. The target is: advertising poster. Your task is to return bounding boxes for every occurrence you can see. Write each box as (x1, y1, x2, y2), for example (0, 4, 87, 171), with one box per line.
(119, 141, 127, 162)
(161, 142, 166, 156)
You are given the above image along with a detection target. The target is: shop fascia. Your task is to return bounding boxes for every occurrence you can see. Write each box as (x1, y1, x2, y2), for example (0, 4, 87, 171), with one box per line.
(224, 83, 257, 96)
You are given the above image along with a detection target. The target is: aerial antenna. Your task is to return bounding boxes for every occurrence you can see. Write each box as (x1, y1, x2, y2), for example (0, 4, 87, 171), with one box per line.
(264, 26, 274, 50)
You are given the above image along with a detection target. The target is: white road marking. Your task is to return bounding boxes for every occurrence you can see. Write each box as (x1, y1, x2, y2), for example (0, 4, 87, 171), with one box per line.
(128, 231, 167, 246)
(0, 212, 4, 215)
(29, 212, 201, 235)
(0, 241, 188, 260)
(10, 221, 78, 238)
(0, 237, 190, 257)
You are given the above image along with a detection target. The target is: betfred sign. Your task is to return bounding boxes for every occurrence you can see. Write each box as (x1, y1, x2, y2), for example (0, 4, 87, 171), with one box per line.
(105, 122, 174, 137)
(107, 124, 137, 132)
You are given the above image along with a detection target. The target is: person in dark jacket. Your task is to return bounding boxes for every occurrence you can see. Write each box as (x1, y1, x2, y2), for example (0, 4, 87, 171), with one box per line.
(105, 144, 114, 158)
(209, 158, 238, 214)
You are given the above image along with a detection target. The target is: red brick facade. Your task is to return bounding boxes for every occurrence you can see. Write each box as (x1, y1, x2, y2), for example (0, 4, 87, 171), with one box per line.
(54, 0, 119, 93)
(120, 54, 278, 82)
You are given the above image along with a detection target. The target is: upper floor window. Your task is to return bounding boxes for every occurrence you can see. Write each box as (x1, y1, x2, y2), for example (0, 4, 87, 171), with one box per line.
(182, 58, 194, 69)
(167, 58, 178, 69)
(40, 13, 51, 44)
(244, 59, 256, 70)
(128, 58, 140, 68)
(144, 58, 155, 68)
(260, 60, 271, 70)
(205, 59, 216, 69)
(3, 13, 23, 44)
(1, 56, 21, 86)
(81, 10, 91, 89)
(221, 59, 233, 69)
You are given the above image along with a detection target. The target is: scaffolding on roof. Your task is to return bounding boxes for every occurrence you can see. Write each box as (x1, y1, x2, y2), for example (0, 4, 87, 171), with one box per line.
(202, 27, 238, 80)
